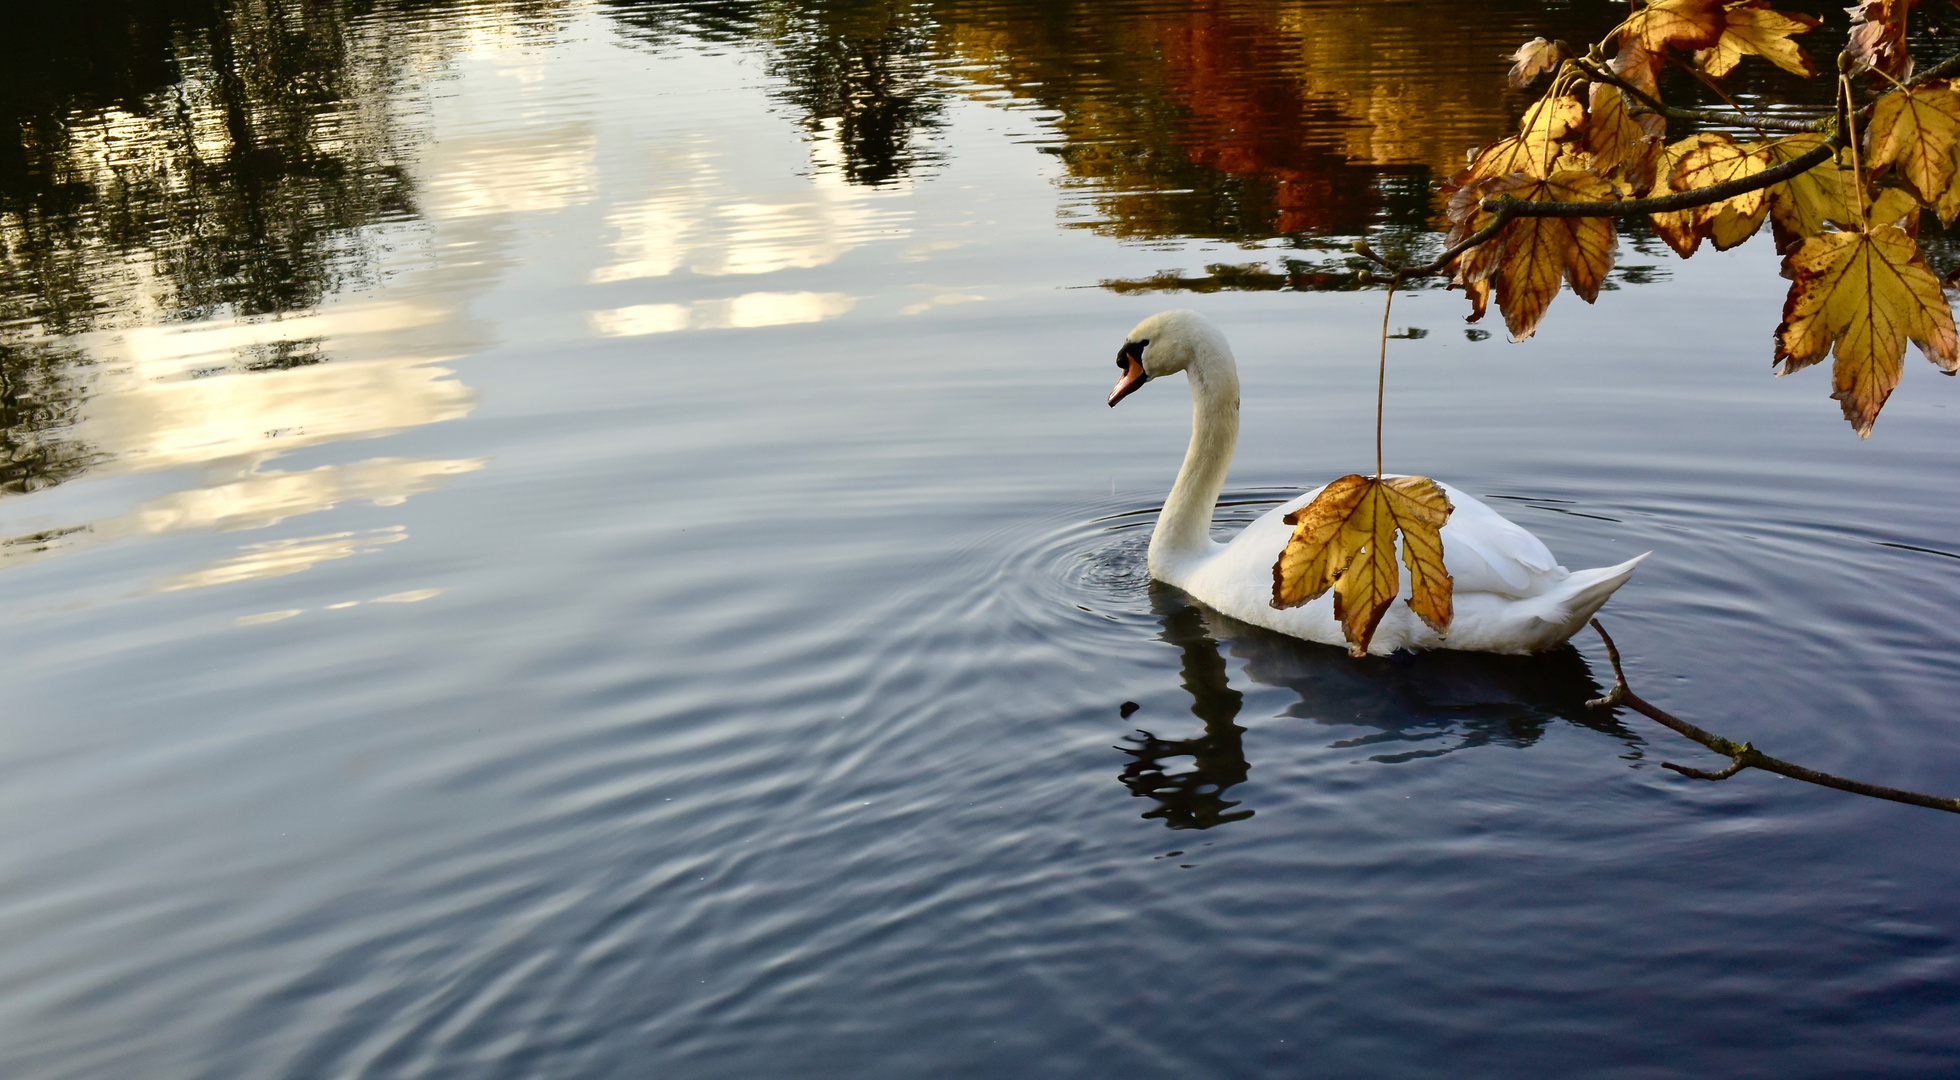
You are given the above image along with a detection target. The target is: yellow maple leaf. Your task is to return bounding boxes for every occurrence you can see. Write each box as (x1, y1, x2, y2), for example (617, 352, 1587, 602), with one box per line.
(1626, 0, 1728, 53)
(1775, 224, 1960, 437)
(1694, 2, 1819, 77)
(1271, 475, 1454, 657)
(1865, 85, 1960, 206)
(1646, 134, 1773, 253)
(1584, 82, 1663, 190)
(1449, 169, 1620, 339)
(1764, 134, 1857, 250)
(1455, 93, 1586, 185)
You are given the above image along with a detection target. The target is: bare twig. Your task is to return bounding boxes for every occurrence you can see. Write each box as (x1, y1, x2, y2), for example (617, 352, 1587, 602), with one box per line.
(1585, 620, 1960, 814)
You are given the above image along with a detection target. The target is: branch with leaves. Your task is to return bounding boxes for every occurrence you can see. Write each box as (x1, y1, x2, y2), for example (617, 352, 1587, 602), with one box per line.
(1585, 620, 1960, 814)
(1358, 0, 1960, 438)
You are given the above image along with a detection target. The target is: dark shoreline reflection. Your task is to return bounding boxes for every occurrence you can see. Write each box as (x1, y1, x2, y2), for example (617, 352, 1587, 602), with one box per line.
(1123, 581, 1640, 830)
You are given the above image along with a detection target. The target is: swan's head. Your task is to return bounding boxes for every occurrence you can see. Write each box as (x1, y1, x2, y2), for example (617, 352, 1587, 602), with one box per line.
(1106, 309, 1219, 407)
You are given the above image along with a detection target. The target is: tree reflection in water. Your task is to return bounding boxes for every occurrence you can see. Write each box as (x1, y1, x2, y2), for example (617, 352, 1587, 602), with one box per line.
(1122, 581, 1640, 830)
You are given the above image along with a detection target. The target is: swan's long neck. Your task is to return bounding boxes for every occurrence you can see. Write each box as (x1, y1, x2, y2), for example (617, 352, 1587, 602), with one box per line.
(1151, 337, 1239, 570)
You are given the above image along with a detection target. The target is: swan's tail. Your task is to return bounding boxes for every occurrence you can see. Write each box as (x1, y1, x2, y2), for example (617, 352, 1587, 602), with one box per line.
(1534, 552, 1648, 647)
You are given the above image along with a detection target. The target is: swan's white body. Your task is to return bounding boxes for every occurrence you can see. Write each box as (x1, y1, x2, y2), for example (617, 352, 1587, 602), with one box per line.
(1111, 310, 1643, 655)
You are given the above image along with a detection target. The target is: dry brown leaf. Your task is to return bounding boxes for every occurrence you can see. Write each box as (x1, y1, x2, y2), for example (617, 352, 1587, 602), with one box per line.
(1865, 85, 1960, 205)
(1775, 224, 1959, 436)
(1765, 134, 1857, 251)
(1847, 0, 1915, 80)
(1271, 475, 1454, 656)
(1509, 37, 1564, 88)
(1693, 2, 1819, 77)
(1625, 0, 1728, 53)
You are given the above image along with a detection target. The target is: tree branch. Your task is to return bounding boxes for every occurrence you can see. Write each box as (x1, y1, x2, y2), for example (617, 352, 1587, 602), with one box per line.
(1575, 59, 1823, 133)
(1493, 141, 1834, 217)
(1354, 142, 1835, 280)
(1585, 620, 1960, 814)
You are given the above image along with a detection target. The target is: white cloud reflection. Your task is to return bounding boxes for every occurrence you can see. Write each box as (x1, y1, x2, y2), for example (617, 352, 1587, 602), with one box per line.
(588, 292, 855, 337)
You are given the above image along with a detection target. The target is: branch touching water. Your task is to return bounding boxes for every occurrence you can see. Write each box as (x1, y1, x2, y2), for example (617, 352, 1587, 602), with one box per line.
(1585, 620, 1960, 814)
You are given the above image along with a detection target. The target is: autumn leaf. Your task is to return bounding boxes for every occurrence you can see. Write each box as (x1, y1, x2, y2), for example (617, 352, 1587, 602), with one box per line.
(1847, 0, 1915, 80)
(1673, 135, 1773, 249)
(1509, 37, 1564, 88)
(1455, 93, 1586, 183)
(1647, 133, 1738, 256)
(1625, 0, 1727, 54)
(1764, 134, 1857, 250)
(1693, 2, 1818, 77)
(1271, 475, 1454, 657)
(1869, 186, 1924, 231)
(1584, 82, 1662, 190)
(1450, 169, 1620, 340)
(1864, 85, 1960, 206)
(1775, 224, 1959, 436)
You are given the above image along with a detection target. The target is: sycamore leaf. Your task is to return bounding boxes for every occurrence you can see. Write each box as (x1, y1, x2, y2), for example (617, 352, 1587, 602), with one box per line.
(1765, 134, 1857, 251)
(1613, 35, 1665, 101)
(1774, 224, 1959, 436)
(1666, 135, 1774, 250)
(1451, 170, 1620, 339)
(1455, 94, 1586, 184)
(1693, 2, 1819, 77)
(1847, 0, 1915, 80)
(1271, 475, 1454, 657)
(1870, 186, 1923, 230)
(1865, 85, 1960, 205)
(1648, 133, 1741, 256)
(1585, 82, 1662, 190)
(1625, 0, 1727, 53)
(1509, 37, 1564, 88)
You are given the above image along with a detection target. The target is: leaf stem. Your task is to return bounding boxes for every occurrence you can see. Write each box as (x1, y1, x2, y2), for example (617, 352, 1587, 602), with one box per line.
(1586, 621, 1960, 814)
(1375, 274, 1399, 479)
(1842, 73, 1869, 229)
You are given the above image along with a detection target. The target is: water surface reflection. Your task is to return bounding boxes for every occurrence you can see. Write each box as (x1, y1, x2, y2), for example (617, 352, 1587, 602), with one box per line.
(1126, 582, 1640, 829)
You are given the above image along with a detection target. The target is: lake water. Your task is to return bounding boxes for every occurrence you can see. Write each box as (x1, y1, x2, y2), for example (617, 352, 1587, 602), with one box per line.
(3, 2, 1959, 1077)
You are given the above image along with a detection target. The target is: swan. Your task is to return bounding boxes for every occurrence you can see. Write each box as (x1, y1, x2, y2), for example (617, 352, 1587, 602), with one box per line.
(1107, 309, 1644, 655)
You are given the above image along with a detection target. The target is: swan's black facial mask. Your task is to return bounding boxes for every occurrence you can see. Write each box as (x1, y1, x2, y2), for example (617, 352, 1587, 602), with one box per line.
(1107, 339, 1150, 407)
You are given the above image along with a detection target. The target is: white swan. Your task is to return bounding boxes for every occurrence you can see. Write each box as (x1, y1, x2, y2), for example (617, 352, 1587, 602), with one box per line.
(1107, 309, 1644, 655)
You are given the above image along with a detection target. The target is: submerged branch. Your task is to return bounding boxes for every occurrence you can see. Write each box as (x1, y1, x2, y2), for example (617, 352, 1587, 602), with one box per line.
(1584, 620, 1960, 814)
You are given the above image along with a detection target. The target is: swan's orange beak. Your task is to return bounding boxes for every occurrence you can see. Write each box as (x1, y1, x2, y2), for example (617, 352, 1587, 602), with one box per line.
(1108, 344, 1150, 407)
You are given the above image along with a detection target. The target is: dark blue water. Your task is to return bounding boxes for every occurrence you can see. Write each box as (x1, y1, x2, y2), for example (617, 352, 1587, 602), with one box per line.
(1, 2, 1957, 1077)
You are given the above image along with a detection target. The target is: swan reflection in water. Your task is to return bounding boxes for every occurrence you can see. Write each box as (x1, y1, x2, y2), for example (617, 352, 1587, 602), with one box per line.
(1120, 582, 1641, 830)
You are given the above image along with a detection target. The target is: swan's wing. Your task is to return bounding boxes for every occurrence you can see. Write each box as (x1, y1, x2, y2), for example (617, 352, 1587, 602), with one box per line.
(1436, 483, 1561, 596)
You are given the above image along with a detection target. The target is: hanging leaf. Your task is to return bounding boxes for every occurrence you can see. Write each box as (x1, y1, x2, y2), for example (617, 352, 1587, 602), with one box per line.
(1764, 134, 1857, 250)
(1672, 136, 1773, 250)
(1271, 475, 1454, 657)
(1647, 133, 1733, 256)
(1456, 93, 1586, 184)
(1584, 82, 1662, 191)
(1509, 38, 1564, 88)
(1847, 0, 1915, 80)
(1625, 0, 1728, 53)
(1693, 2, 1819, 77)
(1775, 223, 1959, 436)
(1864, 84, 1960, 206)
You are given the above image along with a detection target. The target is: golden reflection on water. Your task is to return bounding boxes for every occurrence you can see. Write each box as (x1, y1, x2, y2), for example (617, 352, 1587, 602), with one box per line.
(0, 0, 1652, 597)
